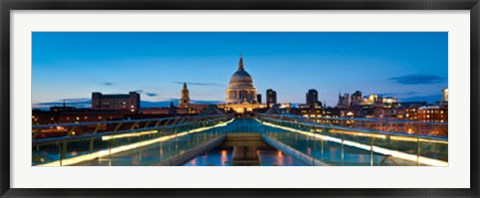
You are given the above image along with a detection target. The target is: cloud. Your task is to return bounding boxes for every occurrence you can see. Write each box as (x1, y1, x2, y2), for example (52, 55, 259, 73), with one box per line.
(103, 82, 114, 86)
(62, 98, 91, 102)
(399, 94, 443, 103)
(146, 92, 158, 97)
(174, 81, 224, 87)
(134, 90, 158, 97)
(388, 74, 445, 85)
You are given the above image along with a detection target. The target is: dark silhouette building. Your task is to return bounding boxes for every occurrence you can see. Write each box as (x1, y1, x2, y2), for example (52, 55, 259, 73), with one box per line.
(266, 89, 277, 108)
(351, 90, 363, 107)
(306, 89, 321, 108)
(336, 92, 350, 109)
(92, 91, 140, 112)
(257, 94, 262, 104)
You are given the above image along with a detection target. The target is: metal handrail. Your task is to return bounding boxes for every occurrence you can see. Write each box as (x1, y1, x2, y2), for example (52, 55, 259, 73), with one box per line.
(32, 114, 228, 129)
(257, 115, 448, 141)
(32, 114, 233, 145)
(258, 113, 448, 125)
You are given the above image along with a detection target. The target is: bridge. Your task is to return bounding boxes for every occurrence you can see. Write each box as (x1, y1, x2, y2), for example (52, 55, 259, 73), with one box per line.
(32, 113, 448, 166)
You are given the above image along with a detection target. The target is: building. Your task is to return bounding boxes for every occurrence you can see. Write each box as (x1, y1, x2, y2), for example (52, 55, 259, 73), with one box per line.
(221, 56, 263, 113)
(266, 89, 277, 108)
(92, 91, 140, 112)
(363, 94, 381, 105)
(402, 91, 448, 123)
(291, 106, 342, 119)
(380, 97, 398, 108)
(306, 89, 322, 108)
(351, 90, 362, 106)
(416, 106, 448, 123)
(441, 88, 448, 102)
(178, 82, 190, 108)
(441, 88, 448, 107)
(397, 101, 427, 109)
(336, 93, 350, 109)
(226, 57, 257, 104)
(226, 56, 257, 104)
(257, 94, 262, 104)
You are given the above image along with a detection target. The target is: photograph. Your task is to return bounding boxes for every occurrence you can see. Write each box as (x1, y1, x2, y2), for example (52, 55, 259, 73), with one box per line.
(31, 32, 448, 166)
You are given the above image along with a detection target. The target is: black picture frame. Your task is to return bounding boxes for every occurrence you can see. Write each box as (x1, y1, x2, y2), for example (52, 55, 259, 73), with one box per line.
(1, 0, 479, 197)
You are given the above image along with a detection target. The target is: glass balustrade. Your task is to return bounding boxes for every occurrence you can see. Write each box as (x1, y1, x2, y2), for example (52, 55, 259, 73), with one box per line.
(32, 114, 233, 166)
(257, 114, 448, 166)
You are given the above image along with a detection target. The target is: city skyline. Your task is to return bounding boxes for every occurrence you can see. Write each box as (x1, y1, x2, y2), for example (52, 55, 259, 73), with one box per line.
(33, 32, 448, 109)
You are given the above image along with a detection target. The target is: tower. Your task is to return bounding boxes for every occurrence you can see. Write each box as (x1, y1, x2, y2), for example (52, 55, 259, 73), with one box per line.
(179, 82, 190, 108)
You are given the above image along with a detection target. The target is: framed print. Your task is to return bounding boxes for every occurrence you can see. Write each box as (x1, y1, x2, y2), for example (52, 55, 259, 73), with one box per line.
(1, 0, 479, 197)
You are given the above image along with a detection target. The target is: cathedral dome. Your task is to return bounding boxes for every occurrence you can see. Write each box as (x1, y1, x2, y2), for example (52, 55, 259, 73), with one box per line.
(228, 57, 255, 90)
(226, 56, 257, 104)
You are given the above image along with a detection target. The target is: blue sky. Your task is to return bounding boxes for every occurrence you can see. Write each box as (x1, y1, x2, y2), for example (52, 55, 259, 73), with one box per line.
(32, 32, 448, 108)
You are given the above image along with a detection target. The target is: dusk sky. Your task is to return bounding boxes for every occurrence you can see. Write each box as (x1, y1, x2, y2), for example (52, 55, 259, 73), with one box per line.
(32, 32, 448, 108)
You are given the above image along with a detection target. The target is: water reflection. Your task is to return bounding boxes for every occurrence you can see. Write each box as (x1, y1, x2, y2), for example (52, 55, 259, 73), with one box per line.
(183, 149, 232, 166)
(183, 148, 306, 166)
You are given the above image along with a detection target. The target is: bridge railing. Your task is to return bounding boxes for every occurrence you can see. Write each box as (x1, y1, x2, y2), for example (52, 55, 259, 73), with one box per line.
(32, 114, 233, 139)
(259, 113, 448, 136)
(256, 113, 448, 166)
(32, 114, 234, 166)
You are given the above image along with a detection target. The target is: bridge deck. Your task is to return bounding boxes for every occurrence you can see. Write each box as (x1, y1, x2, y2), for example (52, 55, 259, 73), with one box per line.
(32, 117, 448, 166)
